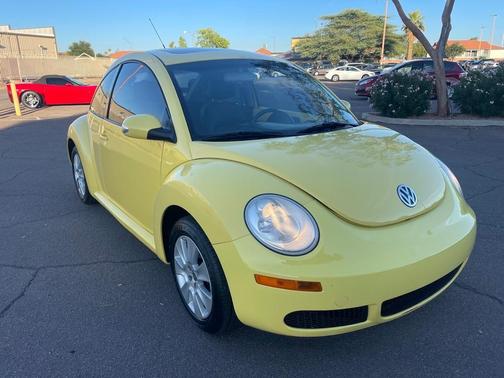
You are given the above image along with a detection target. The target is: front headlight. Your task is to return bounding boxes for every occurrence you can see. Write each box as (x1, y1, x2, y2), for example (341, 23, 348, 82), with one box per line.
(437, 158, 463, 197)
(244, 194, 319, 256)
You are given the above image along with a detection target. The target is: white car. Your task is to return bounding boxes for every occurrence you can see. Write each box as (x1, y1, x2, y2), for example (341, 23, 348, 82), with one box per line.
(324, 66, 375, 82)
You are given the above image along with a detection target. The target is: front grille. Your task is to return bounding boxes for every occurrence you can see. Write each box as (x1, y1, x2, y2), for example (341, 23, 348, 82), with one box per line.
(381, 265, 461, 317)
(284, 306, 368, 329)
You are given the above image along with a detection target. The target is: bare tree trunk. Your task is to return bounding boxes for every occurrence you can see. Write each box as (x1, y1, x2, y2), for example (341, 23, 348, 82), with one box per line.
(406, 31, 414, 60)
(392, 0, 455, 117)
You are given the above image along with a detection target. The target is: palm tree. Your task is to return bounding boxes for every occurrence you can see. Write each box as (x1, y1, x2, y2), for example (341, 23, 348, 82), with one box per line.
(402, 10, 425, 60)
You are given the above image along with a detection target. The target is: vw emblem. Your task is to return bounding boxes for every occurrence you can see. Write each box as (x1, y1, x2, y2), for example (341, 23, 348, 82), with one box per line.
(397, 184, 417, 208)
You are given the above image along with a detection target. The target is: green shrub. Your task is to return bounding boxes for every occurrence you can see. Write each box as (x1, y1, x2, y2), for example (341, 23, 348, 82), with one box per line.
(452, 64, 504, 117)
(370, 71, 433, 118)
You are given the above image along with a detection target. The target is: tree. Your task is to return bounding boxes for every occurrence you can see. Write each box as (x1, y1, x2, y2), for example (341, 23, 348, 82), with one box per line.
(195, 28, 230, 48)
(67, 41, 95, 56)
(168, 41, 176, 48)
(412, 42, 427, 58)
(178, 36, 188, 48)
(392, 0, 455, 117)
(402, 10, 425, 60)
(445, 43, 465, 58)
(296, 9, 402, 62)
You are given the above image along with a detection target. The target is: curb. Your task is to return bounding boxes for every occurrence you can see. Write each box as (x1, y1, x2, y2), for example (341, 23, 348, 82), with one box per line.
(361, 112, 504, 127)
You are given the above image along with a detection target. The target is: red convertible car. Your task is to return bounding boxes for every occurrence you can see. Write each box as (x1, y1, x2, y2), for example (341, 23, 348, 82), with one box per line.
(6, 75, 97, 109)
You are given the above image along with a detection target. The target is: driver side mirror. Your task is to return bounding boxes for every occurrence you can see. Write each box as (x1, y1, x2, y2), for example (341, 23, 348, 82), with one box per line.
(122, 114, 162, 140)
(341, 100, 351, 111)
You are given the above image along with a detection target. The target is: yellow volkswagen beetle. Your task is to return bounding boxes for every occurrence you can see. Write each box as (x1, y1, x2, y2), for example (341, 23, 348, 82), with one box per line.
(67, 49, 476, 336)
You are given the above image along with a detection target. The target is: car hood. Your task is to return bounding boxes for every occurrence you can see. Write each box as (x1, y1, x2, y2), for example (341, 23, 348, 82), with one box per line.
(191, 124, 445, 227)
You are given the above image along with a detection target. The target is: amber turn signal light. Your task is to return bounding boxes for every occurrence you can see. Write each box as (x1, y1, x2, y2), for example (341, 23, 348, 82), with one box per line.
(254, 274, 322, 292)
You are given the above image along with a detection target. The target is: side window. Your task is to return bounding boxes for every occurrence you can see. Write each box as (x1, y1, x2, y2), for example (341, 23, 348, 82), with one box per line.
(46, 77, 70, 85)
(108, 62, 172, 129)
(90, 66, 119, 118)
(423, 61, 434, 73)
(396, 63, 412, 74)
(411, 61, 424, 71)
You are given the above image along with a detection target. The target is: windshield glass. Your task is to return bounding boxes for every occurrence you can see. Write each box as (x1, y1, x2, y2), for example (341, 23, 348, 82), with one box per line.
(68, 77, 86, 86)
(167, 59, 359, 141)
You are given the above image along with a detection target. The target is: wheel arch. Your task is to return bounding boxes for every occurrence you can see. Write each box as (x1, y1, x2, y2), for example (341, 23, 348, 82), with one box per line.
(153, 159, 316, 264)
(67, 114, 100, 195)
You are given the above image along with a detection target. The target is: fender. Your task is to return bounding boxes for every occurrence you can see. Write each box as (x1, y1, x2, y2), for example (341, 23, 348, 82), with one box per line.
(67, 114, 101, 195)
(153, 159, 317, 263)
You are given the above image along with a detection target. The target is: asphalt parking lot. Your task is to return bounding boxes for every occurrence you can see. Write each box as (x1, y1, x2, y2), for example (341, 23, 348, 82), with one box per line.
(0, 83, 503, 376)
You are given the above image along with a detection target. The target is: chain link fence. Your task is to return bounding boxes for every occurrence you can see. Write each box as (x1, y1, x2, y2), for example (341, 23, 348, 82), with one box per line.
(0, 55, 113, 82)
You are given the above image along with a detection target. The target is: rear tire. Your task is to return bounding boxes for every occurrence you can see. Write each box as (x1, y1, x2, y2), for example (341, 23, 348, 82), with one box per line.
(331, 75, 340, 82)
(71, 147, 95, 205)
(169, 216, 237, 334)
(21, 91, 42, 109)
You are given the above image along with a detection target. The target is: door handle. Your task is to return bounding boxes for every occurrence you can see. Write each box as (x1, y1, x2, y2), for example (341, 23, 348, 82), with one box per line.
(99, 130, 108, 141)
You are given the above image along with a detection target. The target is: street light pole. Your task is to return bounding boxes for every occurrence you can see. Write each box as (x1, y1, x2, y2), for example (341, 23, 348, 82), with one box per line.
(489, 14, 497, 53)
(380, 0, 389, 65)
(478, 26, 485, 58)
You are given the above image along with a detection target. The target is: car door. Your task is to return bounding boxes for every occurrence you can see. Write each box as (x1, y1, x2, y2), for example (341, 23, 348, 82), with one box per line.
(89, 65, 120, 191)
(346, 66, 361, 80)
(44, 77, 75, 104)
(99, 61, 173, 233)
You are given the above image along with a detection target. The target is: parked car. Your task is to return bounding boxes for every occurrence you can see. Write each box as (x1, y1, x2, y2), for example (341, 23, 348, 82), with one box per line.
(378, 63, 398, 74)
(311, 63, 335, 76)
(345, 63, 381, 74)
(6, 75, 97, 109)
(355, 59, 465, 97)
(325, 66, 375, 81)
(67, 49, 475, 336)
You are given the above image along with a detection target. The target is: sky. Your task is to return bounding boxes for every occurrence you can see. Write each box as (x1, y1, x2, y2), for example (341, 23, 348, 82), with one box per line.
(1, 0, 503, 53)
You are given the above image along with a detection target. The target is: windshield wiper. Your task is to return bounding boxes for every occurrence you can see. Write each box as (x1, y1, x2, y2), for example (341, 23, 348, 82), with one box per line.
(296, 122, 353, 135)
(200, 130, 287, 142)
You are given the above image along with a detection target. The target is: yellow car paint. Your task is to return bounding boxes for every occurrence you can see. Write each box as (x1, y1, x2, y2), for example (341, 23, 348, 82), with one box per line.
(67, 50, 476, 336)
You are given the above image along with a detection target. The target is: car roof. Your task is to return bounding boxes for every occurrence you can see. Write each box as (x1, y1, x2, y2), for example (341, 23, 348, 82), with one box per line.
(34, 75, 71, 84)
(116, 48, 281, 66)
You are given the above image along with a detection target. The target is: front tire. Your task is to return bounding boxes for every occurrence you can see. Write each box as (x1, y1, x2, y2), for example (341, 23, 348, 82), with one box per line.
(169, 216, 237, 334)
(21, 91, 42, 109)
(71, 147, 95, 205)
(331, 75, 340, 82)
(361, 74, 369, 79)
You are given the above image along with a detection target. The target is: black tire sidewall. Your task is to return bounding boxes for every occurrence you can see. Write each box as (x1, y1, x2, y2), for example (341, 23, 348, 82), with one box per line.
(21, 91, 42, 108)
(332, 75, 339, 82)
(168, 216, 236, 333)
(71, 147, 94, 205)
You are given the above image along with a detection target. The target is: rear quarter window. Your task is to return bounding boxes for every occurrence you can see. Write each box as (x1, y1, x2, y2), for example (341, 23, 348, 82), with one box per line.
(90, 66, 119, 118)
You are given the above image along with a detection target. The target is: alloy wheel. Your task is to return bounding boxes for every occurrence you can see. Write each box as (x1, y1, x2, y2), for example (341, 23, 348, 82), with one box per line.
(24, 93, 40, 108)
(174, 235, 213, 320)
(73, 153, 86, 198)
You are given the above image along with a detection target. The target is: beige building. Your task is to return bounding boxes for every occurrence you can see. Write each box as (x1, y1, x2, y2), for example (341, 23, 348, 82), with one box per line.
(0, 25, 58, 59)
(447, 39, 504, 61)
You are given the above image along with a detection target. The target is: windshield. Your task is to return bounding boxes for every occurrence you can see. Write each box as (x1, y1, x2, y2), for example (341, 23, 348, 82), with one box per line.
(167, 59, 359, 141)
(68, 77, 86, 86)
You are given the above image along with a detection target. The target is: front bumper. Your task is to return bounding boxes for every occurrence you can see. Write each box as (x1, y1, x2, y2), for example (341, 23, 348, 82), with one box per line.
(214, 183, 476, 337)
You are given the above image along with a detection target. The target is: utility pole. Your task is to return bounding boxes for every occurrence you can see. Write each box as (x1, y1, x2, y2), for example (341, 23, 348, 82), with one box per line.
(380, 0, 389, 65)
(15, 34, 22, 81)
(489, 14, 497, 53)
(478, 26, 485, 58)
